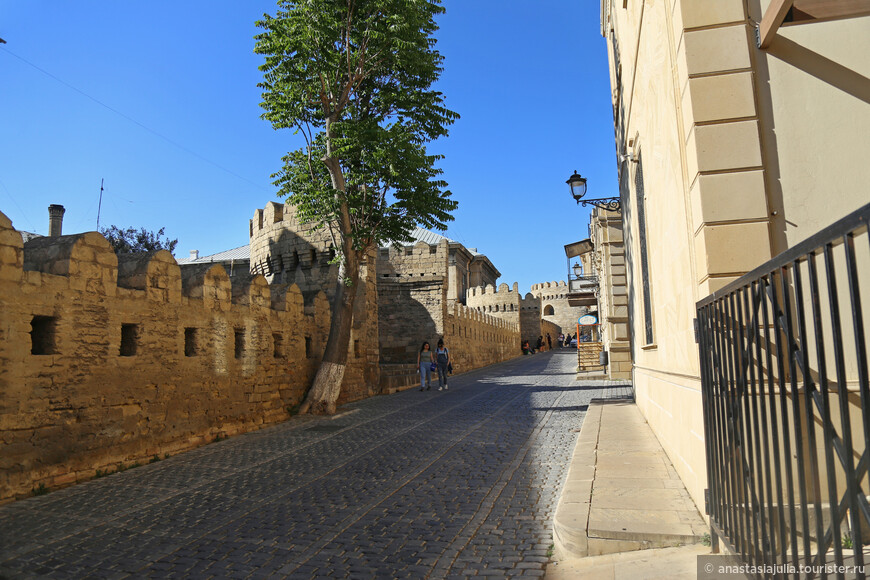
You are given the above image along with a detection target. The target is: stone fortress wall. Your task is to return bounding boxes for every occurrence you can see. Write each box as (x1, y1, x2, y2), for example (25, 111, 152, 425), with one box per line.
(467, 280, 589, 347)
(248, 200, 519, 372)
(247, 201, 380, 391)
(443, 302, 519, 372)
(0, 209, 365, 501)
(530, 281, 590, 338)
(465, 283, 546, 348)
(0, 200, 524, 501)
(376, 240, 451, 365)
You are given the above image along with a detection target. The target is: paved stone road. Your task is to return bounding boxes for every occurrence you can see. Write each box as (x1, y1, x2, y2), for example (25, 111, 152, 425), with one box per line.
(0, 349, 631, 579)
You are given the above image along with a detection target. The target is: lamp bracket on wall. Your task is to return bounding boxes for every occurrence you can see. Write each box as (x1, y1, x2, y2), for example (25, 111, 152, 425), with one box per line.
(576, 197, 621, 212)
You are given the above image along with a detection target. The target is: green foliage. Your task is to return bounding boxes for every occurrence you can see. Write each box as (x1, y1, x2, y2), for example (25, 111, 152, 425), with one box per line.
(255, 0, 459, 259)
(95, 469, 106, 478)
(213, 433, 226, 443)
(100, 225, 178, 256)
(843, 532, 854, 549)
(150, 455, 161, 464)
(701, 533, 711, 547)
(31, 483, 48, 496)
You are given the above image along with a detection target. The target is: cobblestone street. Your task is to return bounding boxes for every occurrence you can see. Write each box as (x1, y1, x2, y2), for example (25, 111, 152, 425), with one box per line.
(0, 350, 631, 579)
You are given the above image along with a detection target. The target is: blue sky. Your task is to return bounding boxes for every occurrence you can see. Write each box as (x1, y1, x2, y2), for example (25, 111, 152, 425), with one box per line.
(0, 1, 617, 294)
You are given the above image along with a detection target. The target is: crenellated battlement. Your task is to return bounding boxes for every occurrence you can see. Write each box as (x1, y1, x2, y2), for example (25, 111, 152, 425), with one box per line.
(376, 238, 449, 280)
(465, 281, 522, 316)
(444, 297, 520, 373)
(530, 280, 570, 299)
(0, 209, 375, 501)
(450, 301, 519, 331)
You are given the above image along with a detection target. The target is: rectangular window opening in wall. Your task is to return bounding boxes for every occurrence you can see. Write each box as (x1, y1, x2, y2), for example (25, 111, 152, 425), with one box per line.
(30, 315, 57, 355)
(184, 328, 198, 357)
(234, 328, 245, 359)
(305, 336, 313, 358)
(120, 323, 139, 357)
(354, 339, 361, 358)
(273, 333, 284, 358)
(633, 154, 655, 345)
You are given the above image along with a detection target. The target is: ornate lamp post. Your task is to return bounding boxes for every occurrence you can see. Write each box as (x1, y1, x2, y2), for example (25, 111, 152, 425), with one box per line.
(566, 171, 620, 211)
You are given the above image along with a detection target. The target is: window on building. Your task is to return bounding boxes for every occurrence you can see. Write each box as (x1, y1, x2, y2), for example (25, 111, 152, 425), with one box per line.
(354, 339, 361, 358)
(543, 305, 555, 316)
(184, 328, 198, 357)
(30, 315, 57, 355)
(273, 333, 284, 358)
(234, 328, 245, 359)
(634, 154, 655, 345)
(120, 324, 139, 356)
(305, 336, 313, 358)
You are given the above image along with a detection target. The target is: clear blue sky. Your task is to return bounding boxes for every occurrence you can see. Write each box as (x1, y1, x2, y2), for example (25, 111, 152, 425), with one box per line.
(0, 1, 617, 294)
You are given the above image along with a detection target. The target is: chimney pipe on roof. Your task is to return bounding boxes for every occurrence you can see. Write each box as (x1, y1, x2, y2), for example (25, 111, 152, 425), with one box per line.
(48, 204, 65, 237)
(190, 250, 199, 260)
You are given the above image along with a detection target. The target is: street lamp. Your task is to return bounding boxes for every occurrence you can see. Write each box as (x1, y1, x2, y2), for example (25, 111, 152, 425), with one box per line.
(566, 170, 621, 211)
(573, 262, 582, 277)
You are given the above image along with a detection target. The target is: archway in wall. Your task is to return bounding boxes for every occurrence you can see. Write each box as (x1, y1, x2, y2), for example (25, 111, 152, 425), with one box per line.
(543, 304, 555, 316)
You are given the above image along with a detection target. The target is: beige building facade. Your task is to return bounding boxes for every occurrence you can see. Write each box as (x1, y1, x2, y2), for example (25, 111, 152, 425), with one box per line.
(600, 0, 870, 510)
(588, 208, 631, 380)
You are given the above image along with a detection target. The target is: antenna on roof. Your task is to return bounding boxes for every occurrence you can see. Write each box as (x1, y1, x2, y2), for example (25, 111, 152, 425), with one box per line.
(96, 178, 104, 230)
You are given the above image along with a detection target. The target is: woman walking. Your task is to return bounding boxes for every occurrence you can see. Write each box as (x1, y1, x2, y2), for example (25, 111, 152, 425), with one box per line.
(435, 339, 450, 391)
(417, 341, 434, 391)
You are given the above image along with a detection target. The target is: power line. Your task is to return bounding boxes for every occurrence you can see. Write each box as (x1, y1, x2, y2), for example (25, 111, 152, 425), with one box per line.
(0, 46, 270, 193)
(0, 175, 39, 233)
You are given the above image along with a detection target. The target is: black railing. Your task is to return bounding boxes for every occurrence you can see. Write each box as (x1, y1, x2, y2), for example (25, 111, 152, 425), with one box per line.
(697, 202, 870, 578)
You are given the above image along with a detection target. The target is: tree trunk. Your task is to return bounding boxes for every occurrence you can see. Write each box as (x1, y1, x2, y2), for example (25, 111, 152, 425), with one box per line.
(299, 117, 361, 415)
(299, 248, 361, 416)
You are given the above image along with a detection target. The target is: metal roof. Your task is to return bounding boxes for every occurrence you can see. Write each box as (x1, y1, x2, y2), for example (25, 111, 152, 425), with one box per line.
(176, 245, 250, 265)
(405, 227, 481, 256)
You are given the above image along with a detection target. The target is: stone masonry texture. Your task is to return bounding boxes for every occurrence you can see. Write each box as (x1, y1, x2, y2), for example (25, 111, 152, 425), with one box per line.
(0, 208, 520, 502)
(0, 350, 632, 579)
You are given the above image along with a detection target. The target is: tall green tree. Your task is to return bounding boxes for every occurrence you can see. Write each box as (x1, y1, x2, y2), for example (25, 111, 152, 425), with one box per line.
(256, 0, 458, 415)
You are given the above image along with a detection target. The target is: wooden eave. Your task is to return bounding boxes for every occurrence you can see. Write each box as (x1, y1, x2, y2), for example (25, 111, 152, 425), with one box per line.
(758, 0, 870, 48)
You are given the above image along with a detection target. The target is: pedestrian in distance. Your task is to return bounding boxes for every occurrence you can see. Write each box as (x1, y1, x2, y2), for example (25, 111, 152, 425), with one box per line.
(546, 333, 552, 350)
(558, 333, 565, 347)
(435, 338, 450, 391)
(417, 341, 434, 391)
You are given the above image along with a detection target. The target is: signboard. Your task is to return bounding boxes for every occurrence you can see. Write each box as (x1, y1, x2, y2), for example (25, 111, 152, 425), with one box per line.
(578, 314, 598, 326)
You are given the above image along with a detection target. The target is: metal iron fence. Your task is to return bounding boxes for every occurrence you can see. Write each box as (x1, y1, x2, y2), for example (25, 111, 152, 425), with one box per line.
(697, 202, 870, 578)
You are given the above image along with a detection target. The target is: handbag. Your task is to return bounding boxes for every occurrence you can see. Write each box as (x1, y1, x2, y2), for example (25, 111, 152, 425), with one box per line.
(447, 362, 453, 374)
(430, 362, 437, 371)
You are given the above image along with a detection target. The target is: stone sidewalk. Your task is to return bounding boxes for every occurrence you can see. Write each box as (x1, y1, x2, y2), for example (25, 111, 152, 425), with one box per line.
(0, 350, 631, 579)
(547, 399, 710, 579)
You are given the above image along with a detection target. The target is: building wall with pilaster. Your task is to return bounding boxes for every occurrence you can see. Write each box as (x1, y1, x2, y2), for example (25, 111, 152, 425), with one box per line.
(601, 0, 870, 512)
